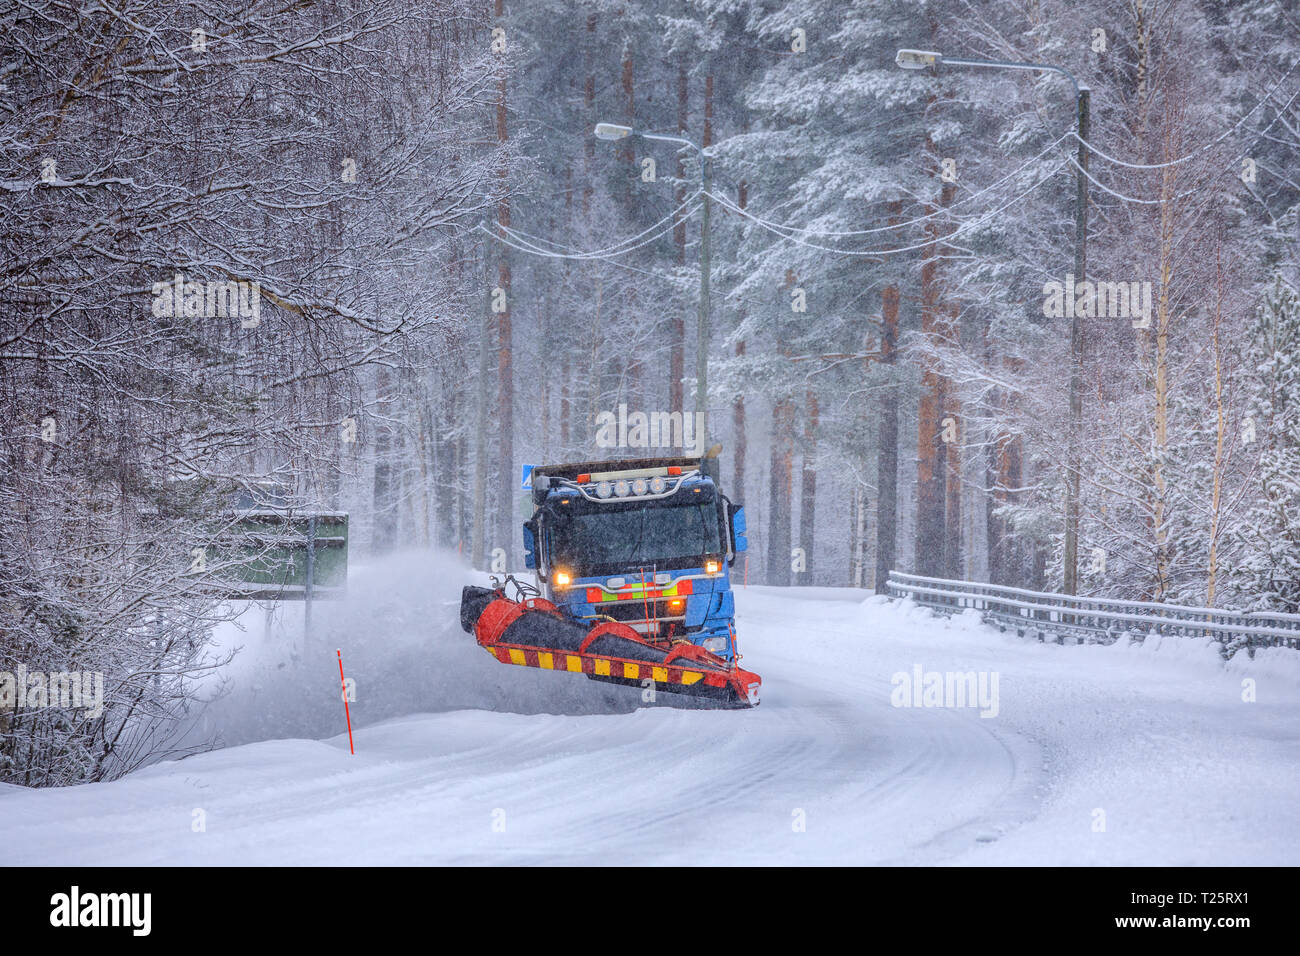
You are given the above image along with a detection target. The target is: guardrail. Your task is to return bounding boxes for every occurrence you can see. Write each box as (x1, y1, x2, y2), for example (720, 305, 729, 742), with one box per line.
(886, 570, 1300, 655)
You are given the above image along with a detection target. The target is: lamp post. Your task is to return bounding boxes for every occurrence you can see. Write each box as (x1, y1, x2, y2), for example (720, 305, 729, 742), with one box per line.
(594, 123, 712, 446)
(895, 50, 1090, 594)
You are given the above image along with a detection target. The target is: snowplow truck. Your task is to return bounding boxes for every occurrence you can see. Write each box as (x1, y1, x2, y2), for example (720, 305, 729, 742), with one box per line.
(459, 453, 761, 707)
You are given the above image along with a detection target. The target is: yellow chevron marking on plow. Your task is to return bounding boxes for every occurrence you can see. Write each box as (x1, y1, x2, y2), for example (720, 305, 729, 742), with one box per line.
(496, 648, 701, 687)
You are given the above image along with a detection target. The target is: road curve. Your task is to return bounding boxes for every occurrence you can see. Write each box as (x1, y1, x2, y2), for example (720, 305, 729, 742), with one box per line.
(0, 584, 1046, 865)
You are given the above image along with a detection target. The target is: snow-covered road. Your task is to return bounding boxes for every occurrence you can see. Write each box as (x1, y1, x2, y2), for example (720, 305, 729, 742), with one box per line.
(3, 554, 1298, 865)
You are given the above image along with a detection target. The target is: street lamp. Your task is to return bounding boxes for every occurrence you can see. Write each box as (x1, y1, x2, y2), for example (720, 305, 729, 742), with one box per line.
(895, 49, 1090, 595)
(593, 122, 713, 447)
(895, 49, 942, 70)
(593, 123, 633, 140)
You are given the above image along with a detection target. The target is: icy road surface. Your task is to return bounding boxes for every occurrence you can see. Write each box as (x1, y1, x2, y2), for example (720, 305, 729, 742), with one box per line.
(3, 552, 1298, 865)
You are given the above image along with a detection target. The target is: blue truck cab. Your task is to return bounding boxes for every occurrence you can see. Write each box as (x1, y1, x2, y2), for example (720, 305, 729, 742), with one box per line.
(522, 455, 748, 661)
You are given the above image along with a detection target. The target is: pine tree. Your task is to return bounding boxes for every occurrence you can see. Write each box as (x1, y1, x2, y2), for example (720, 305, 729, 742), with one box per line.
(1234, 278, 1300, 611)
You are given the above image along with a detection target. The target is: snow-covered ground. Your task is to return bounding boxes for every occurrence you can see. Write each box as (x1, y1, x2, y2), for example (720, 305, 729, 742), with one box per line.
(3, 552, 1298, 865)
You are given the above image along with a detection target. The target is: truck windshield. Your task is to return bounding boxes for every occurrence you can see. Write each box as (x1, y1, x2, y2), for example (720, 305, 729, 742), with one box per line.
(547, 500, 722, 577)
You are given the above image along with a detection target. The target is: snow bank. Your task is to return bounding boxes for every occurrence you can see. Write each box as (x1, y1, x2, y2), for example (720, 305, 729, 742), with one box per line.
(866, 594, 1300, 687)
(4, 583, 1295, 865)
(183, 551, 640, 752)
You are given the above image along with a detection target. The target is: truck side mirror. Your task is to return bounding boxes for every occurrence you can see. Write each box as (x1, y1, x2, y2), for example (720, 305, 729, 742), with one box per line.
(522, 519, 538, 569)
(729, 504, 748, 560)
(531, 474, 552, 505)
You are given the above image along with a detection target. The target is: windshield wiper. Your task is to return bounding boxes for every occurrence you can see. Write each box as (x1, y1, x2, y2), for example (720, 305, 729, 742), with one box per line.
(621, 506, 649, 565)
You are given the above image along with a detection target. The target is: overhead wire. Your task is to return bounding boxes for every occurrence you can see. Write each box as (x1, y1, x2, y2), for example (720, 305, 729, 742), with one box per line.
(480, 189, 703, 260)
(717, 130, 1072, 238)
(481, 67, 1299, 264)
(1055, 82, 1300, 205)
(708, 158, 1070, 257)
(1072, 60, 1300, 170)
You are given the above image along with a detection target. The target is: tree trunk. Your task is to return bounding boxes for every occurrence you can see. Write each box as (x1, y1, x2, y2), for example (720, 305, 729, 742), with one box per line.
(875, 278, 900, 593)
(621, 46, 643, 411)
(943, 304, 962, 579)
(561, 168, 573, 453)
(799, 390, 818, 584)
(732, 179, 748, 503)
(471, 247, 491, 568)
(767, 400, 794, 585)
(372, 367, 397, 552)
(915, 201, 950, 576)
(494, 0, 513, 563)
(670, 62, 688, 415)
(1207, 237, 1229, 606)
(1150, 145, 1176, 600)
(733, 340, 746, 498)
(989, 344, 1023, 585)
(848, 483, 861, 586)
(582, 13, 596, 219)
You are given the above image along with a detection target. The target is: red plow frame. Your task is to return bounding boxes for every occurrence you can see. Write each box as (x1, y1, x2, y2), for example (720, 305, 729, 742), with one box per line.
(461, 580, 761, 707)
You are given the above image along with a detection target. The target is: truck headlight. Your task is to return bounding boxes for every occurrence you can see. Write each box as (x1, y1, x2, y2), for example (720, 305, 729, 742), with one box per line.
(595, 481, 613, 498)
(701, 636, 727, 654)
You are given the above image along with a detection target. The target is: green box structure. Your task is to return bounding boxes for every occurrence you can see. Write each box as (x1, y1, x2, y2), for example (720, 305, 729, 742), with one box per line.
(219, 511, 349, 601)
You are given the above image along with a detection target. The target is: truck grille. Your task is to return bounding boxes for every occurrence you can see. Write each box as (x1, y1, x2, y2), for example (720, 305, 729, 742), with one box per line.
(595, 599, 684, 623)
